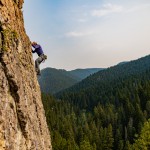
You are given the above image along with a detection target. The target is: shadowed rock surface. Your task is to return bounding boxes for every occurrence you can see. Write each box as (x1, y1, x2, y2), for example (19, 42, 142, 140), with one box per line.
(0, 0, 52, 149)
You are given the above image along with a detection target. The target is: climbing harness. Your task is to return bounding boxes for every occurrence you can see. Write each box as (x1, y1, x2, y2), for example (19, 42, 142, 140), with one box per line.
(41, 54, 47, 63)
(38, 54, 47, 63)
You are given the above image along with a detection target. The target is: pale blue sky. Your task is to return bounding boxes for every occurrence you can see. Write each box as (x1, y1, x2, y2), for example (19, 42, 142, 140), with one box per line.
(23, 0, 150, 70)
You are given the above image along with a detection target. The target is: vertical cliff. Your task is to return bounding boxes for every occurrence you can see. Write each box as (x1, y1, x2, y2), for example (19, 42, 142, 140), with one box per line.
(0, 0, 52, 149)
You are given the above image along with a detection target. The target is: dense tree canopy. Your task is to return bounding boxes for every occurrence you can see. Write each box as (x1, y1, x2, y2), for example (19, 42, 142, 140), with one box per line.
(42, 55, 150, 149)
(132, 119, 150, 150)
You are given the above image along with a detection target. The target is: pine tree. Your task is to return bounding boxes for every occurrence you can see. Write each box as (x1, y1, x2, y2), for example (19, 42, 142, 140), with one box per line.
(132, 119, 150, 150)
(146, 101, 150, 117)
(106, 124, 114, 150)
(80, 140, 92, 150)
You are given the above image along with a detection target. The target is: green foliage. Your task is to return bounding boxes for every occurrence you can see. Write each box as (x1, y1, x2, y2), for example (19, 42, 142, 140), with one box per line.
(80, 140, 92, 150)
(69, 68, 104, 80)
(0, 28, 18, 52)
(57, 55, 150, 110)
(11, 30, 18, 39)
(41, 55, 150, 149)
(39, 68, 103, 94)
(39, 68, 79, 94)
(132, 119, 150, 150)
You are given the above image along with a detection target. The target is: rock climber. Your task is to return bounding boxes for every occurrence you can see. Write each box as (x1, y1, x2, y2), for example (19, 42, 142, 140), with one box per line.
(31, 42, 47, 75)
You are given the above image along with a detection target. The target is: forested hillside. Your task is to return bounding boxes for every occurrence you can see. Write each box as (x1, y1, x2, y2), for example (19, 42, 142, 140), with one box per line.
(57, 55, 150, 110)
(39, 68, 103, 94)
(38, 68, 79, 94)
(69, 68, 104, 80)
(40, 55, 150, 150)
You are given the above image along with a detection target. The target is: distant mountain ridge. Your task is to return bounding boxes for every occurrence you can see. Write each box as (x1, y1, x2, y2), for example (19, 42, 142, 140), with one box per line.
(69, 68, 104, 80)
(39, 67, 103, 94)
(117, 61, 129, 66)
(56, 55, 150, 109)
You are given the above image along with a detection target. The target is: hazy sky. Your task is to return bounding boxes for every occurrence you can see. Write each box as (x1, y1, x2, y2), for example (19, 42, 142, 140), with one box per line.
(23, 0, 150, 70)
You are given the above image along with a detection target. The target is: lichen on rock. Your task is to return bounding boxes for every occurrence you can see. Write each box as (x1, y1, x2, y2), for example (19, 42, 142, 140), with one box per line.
(0, 0, 52, 149)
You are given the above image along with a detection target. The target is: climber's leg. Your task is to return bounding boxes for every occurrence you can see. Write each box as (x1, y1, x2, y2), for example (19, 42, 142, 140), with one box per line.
(35, 56, 43, 75)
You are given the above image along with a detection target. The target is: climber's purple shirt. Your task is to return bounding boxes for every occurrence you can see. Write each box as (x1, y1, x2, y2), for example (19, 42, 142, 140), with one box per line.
(32, 44, 44, 56)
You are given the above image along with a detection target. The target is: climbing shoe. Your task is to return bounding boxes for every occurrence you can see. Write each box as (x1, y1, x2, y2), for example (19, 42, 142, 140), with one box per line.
(36, 70, 41, 76)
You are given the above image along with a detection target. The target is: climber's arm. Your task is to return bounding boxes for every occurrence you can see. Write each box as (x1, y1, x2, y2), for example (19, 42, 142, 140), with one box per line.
(32, 49, 36, 53)
(32, 44, 40, 53)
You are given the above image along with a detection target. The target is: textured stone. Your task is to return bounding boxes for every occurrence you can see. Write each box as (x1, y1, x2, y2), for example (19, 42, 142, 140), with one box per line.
(0, 0, 52, 149)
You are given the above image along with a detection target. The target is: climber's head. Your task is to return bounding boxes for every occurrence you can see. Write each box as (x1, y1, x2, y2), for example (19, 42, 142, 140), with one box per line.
(32, 41, 37, 46)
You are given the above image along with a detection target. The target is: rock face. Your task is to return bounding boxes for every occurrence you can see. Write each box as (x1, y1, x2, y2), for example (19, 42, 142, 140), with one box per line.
(0, 0, 52, 149)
